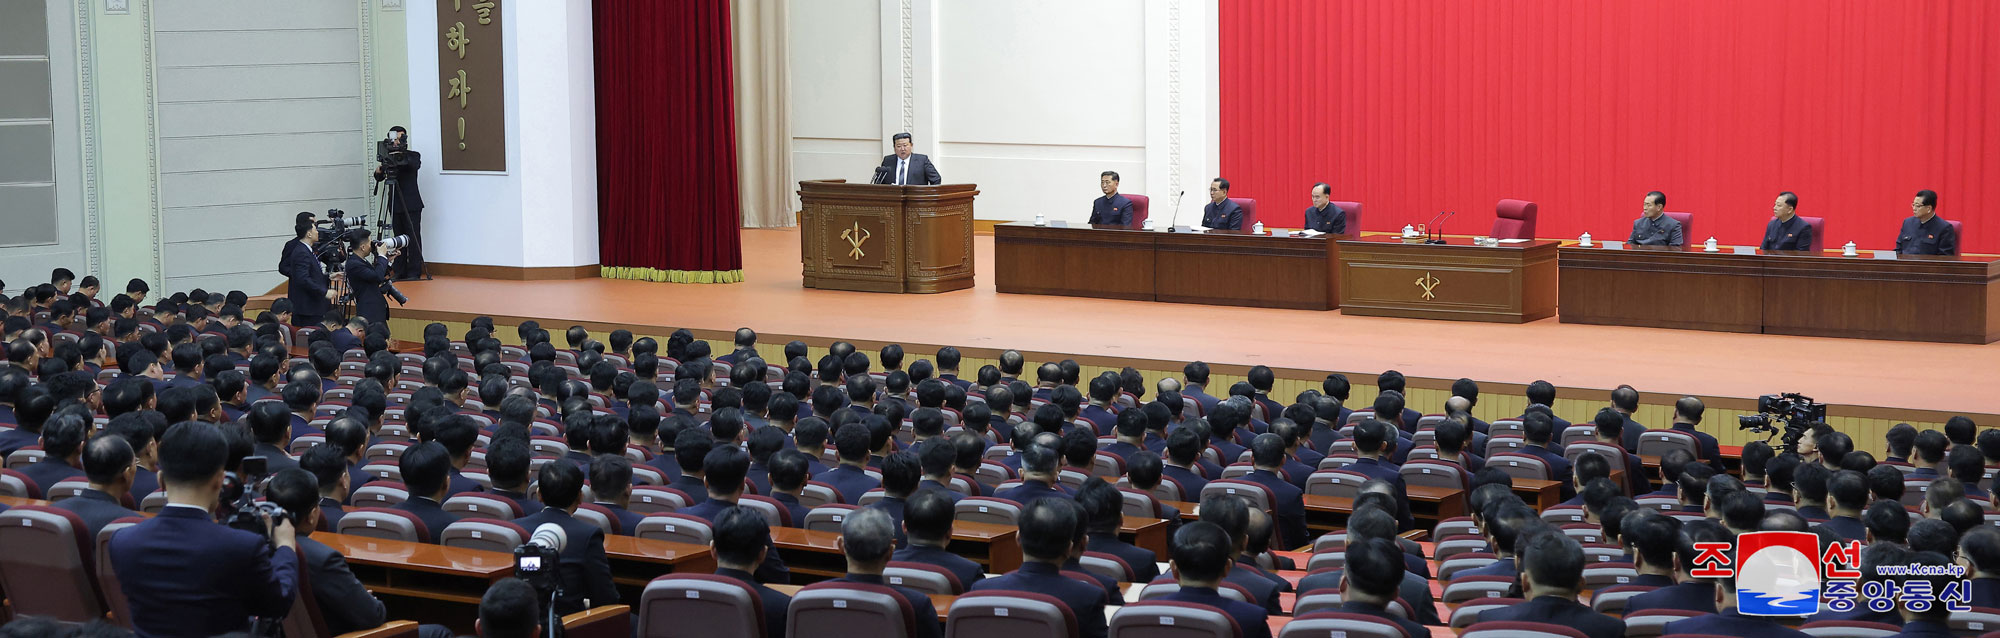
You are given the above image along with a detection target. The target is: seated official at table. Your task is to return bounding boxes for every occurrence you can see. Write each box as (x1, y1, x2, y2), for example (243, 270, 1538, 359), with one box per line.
(1303, 182, 1346, 234)
(1201, 178, 1244, 230)
(1630, 190, 1683, 246)
(1088, 171, 1135, 226)
(1761, 191, 1814, 251)
(1897, 189, 1957, 255)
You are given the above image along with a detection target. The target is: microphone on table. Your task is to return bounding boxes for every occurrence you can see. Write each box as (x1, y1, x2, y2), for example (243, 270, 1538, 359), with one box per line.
(1166, 190, 1187, 232)
(1425, 211, 1456, 244)
(872, 165, 893, 185)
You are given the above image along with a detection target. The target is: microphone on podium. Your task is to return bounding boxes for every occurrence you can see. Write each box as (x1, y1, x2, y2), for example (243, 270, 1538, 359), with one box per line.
(1165, 190, 1188, 232)
(872, 165, 893, 185)
(1425, 211, 1456, 244)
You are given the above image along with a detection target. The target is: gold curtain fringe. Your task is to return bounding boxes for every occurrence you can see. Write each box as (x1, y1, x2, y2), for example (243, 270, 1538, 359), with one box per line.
(599, 266, 744, 284)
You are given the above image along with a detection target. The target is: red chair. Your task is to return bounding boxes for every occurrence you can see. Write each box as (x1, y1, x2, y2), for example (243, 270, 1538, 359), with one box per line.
(1111, 601, 1241, 638)
(1463, 621, 1591, 638)
(1799, 216, 1826, 252)
(1279, 611, 1410, 638)
(1491, 199, 1538, 240)
(787, 581, 919, 638)
(947, 591, 1077, 638)
(337, 507, 430, 543)
(1126, 194, 1151, 229)
(1665, 212, 1694, 243)
(639, 574, 767, 638)
(1332, 201, 1363, 234)
(0, 505, 104, 622)
(1229, 197, 1259, 230)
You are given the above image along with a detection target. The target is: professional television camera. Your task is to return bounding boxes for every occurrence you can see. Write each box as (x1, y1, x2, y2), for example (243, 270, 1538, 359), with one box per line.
(1738, 392, 1828, 454)
(514, 523, 569, 638)
(313, 209, 411, 306)
(222, 455, 294, 637)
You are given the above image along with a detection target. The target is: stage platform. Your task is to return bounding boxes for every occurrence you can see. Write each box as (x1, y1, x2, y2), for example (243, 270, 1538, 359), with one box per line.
(388, 227, 2000, 451)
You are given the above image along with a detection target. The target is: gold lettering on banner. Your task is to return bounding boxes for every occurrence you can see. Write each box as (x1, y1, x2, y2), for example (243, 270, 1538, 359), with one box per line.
(447, 69, 472, 108)
(1415, 272, 1442, 300)
(445, 22, 471, 59)
(472, 1, 495, 23)
(840, 222, 872, 259)
(457, 117, 467, 150)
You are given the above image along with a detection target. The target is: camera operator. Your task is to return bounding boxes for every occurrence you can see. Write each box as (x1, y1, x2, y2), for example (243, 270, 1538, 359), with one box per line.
(280, 217, 339, 328)
(344, 230, 400, 325)
(108, 421, 300, 638)
(374, 126, 426, 280)
(267, 468, 457, 638)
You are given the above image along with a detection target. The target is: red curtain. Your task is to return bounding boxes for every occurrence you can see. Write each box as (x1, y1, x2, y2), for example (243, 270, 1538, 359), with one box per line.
(593, 0, 743, 278)
(1220, 1, 2000, 252)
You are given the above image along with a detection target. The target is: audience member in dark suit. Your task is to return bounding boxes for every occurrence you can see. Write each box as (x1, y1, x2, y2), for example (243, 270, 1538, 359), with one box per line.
(1200, 178, 1244, 230)
(1896, 190, 1956, 256)
(1236, 434, 1309, 549)
(266, 469, 400, 638)
(471, 579, 544, 638)
(996, 442, 1074, 507)
(247, 400, 301, 475)
(712, 506, 793, 638)
(51, 434, 142, 540)
(1664, 541, 1819, 638)
(1294, 505, 1441, 626)
(1475, 533, 1626, 638)
(914, 437, 968, 505)
(667, 428, 714, 506)
(1760, 192, 1815, 251)
(1670, 397, 1727, 470)
(1076, 478, 1161, 583)
(969, 499, 1109, 638)
(1961, 526, 2000, 608)
(300, 444, 352, 529)
(869, 450, 919, 548)
(109, 421, 300, 638)
(1610, 385, 1650, 452)
(0, 384, 51, 457)
(893, 489, 986, 589)
(1302, 183, 1346, 234)
(1197, 492, 1282, 614)
(821, 423, 882, 504)
(19, 410, 87, 492)
(1625, 517, 1726, 615)
(1327, 536, 1429, 638)
(1161, 428, 1210, 499)
(1519, 411, 1575, 501)
(678, 446, 792, 584)
(1806, 539, 1909, 627)
(484, 437, 544, 516)
(1156, 521, 1272, 638)
(509, 460, 619, 616)
(1343, 419, 1415, 531)
(280, 219, 336, 326)
(875, 133, 941, 186)
(827, 507, 942, 638)
(389, 441, 459, 543)
(765, 449, 815, 526)
(1088, 172, 1136, 226)
(587, 455, 647, 535)
(1179, 362, 1222, 416)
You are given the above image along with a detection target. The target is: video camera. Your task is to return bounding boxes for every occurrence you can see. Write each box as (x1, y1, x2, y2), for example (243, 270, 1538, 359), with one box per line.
(1737, 392, 1828, 454)
(514, 523, 568, 638)
(313, 209, 411, 306)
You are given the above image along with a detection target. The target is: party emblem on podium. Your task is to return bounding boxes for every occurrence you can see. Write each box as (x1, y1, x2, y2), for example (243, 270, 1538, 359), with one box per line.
(1415, 272, 1442, 300)
(841, 222, 872, 259)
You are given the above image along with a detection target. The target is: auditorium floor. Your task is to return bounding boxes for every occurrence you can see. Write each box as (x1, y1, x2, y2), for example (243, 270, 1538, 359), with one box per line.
(395, 227, 2000, 416)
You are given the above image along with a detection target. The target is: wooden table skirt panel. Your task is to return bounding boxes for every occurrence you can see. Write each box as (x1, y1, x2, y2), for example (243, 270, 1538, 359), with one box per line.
(992, 222, 1343, 310)
(1560, 245, 2000, 343)
(1338, 237, 1560, 323)
(799, 180, 978, 294)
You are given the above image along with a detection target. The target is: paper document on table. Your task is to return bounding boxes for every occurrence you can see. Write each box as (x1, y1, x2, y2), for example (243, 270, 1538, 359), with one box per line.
(1191, 225, 1210, 233)
(1300, 230, 1325, 237)
(1498, 238, 1530, 244)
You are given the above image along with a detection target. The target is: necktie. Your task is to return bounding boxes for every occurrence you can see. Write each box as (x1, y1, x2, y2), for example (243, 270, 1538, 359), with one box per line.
(897, 159, 908, 185)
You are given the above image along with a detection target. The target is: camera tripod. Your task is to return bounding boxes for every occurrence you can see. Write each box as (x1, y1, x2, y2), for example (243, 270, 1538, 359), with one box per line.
(376, 156, 429, 281)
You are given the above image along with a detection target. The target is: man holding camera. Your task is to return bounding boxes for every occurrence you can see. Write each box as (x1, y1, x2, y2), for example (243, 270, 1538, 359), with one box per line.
(344, 229, 401, 325)
(109, 421, 300, 638)
(280, 215, 339, 328)
(374, 126, 426, 280)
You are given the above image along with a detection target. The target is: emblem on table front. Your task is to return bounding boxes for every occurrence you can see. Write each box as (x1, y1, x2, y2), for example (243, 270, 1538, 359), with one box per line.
(1415, 272, 1441, 300)
(840, 222, 871, 259)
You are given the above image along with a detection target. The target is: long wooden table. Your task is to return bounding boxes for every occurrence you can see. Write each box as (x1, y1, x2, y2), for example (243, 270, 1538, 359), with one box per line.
(1338, 236, 1560, 323)
(1560, 242, 2000, 343)
(993, 222, 1344, 310)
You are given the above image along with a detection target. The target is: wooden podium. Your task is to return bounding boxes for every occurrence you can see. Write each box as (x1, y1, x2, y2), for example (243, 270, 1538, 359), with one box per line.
(798, 179, 978, 293)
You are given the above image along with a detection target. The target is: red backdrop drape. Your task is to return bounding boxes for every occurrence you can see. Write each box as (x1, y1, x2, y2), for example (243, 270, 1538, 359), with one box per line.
(593, 0, 743, 279)
(1220, 1, 2000, 252)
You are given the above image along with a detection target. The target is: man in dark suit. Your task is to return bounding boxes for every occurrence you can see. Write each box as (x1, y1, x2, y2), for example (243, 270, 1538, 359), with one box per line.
(712, 507, 793, 638)
(1293, 506, 1440, 626)
(1813, 469, 1870, 541)
(248, 401, 300, 475)
(667, 428, 714, 505)
(1303, 182, 1346, 234)
(1076, 478, 1161, 583)
(390, 442, 460, 543)
(969, 499, 1109, 638)
(1520, 411, 1576, 501)
(1664, 543, 1818, 638)
(51, 435, 142, 540)
(373, 127, 427, 279)
(765, 450, 814, 526)
(1327, 537, 1428, 638)
(1668, 397, 1726, 471)
(1343, 419, 1416, 531)
(1630, 190, 1684, 246)
(995, 443, 1072, 506)
(821, 423, 882, 504)
(587, 455, 647, 535)
(1088, 171, 1136, 226)
(300, 444, 352, 529)
(19, 411, 87, 493)
(867, 451, 919, 547)
(1475, 533, 1626, 638)
(279, 217, 336, 327)
(109, 421, 300, 638)
(677, 446, 791, 584)
(266, 469, 401, 637)
(1626, 517, 1728, 616)
(1200, 178, 1244, 230)
(1198, 493, 1282, 615)
(1239, 433, 1309, 550)
(828, 508, 942, 638)
(484, 437, 543, 517)
(509, 460, 620, 616)
(1156, 522, 1272, 638)
(892, 489, 986, 588)
(875, 132, 941, 186)
(1896, 189, 1956, 255)
(1761, 192, 1814, 251)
